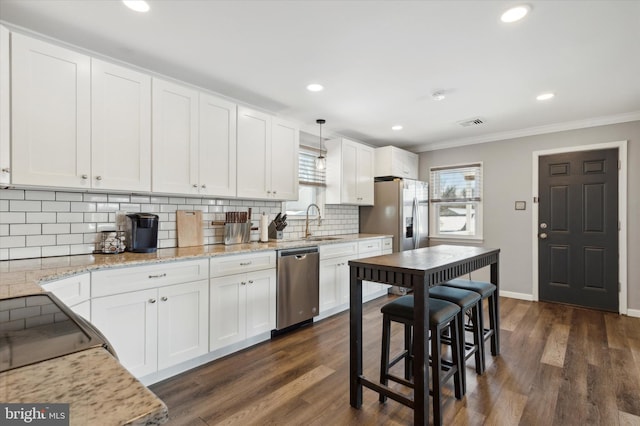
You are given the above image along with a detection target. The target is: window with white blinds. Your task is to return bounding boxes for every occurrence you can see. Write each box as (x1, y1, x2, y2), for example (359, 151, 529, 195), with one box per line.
(429, 163, 483, 240)
(430, 163, 482, 202)
(298, 147, 326, 186)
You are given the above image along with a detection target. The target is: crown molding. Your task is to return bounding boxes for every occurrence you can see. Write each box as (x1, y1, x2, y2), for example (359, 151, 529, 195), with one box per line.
(410, 111, 640, 152)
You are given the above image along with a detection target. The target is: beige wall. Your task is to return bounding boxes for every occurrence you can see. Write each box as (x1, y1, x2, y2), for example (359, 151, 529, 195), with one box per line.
(418, 120, 640, 312)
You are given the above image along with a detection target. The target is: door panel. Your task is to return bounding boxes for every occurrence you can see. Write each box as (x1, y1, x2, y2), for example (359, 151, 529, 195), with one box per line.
(538, 148, 618, 312)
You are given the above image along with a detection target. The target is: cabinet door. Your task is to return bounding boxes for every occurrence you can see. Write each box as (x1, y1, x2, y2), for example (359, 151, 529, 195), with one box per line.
(270, 117, 299, 200)
(91, 59, 151, 192)
(158, 280, 209, 369)
(11, 33, 91, 188)
(319, 258, 342, 312)
(210, 274, 247, 351)
(236, 107, 270, 199)
(341, 140, 359, 204)
(70, 300, 91, 321)
(0, 26, 9, 185)
(92, 289, 158, 378)
(199, 93, 237, 197)
(356, 144, 375, 205)
(245, 269, 276, 338)
(152, 78, 199, 195)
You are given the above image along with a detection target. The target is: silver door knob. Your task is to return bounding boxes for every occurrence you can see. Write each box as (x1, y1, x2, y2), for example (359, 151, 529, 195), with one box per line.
(149, 298, 156, 303)
(241, 281, 247, 285)
(201, 184, 206, 189)
(540, 223, 548, 229)
(193, 184, 198, 188)
(96, 176, 102, 180)
(1, 168, 9, 173)
(161, 296, 168, 302)
(539, 233, 548, 239)
(81, 174, 88, 179)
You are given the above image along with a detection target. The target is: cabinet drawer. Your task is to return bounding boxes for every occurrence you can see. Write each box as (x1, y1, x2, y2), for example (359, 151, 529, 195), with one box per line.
(41, 273, 90, 306)
(319, 242, 358, 260)
(210, 251, 276, 278)
(358, 239, 382, 255)
(92, 259, 209, 297)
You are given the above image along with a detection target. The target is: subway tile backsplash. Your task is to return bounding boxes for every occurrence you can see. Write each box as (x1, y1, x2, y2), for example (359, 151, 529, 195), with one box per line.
(0, 189, 360, 261)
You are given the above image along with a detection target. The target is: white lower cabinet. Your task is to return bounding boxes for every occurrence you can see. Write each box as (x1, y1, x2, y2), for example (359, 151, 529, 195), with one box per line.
(209, 268, 276, 351)
(92, 280, 208, 377)
(41, 273, 91, 321)
(319, 254, 358, 314)
(90, 259, 209, 378)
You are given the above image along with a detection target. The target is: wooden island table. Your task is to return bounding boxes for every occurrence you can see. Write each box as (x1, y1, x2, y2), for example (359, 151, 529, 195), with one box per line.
(348, 245, 500, 425)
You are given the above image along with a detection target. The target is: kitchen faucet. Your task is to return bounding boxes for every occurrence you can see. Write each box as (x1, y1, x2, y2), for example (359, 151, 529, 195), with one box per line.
(305, 203, 321, 239)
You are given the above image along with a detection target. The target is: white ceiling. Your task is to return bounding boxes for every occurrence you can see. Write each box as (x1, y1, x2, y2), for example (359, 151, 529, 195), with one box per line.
(1, 0, 639, 152)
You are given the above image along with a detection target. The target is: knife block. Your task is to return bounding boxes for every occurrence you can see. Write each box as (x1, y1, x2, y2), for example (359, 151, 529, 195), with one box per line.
(268, 222, 283, 240)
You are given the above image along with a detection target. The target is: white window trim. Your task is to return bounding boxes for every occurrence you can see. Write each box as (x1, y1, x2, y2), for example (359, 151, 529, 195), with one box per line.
(429, 162, 483, 241)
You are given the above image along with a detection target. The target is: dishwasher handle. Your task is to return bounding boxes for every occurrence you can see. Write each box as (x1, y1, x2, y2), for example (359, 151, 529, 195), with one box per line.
(295, 254, 307, 260)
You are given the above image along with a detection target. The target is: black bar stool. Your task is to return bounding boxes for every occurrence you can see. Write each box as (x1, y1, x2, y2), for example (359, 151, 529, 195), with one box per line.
(443, 278, 499, 357)
(429, 285, 484, 393)
(379, 295, 463, 426)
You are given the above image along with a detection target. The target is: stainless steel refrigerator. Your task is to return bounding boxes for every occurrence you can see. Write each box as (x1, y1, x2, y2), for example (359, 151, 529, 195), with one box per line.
(359, 179, 429, 253)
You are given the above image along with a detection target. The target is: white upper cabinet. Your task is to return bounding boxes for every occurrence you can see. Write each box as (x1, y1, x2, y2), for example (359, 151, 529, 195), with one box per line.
(199, 93, 237, 198)
(270, 117, 299, 200)
(152, 78, 238, 197)
(91, 59, 151, 192)
(374, 145, 419, 180)
(237, 107, 298, 200)
(11, 33, 91, 188)
(152, 78, 199, 195)
(325, 138, 374, 205)
(0, 26, 10, 185)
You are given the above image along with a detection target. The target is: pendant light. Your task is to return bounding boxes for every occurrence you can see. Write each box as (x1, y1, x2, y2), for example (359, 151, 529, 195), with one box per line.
(315, 119, 326, 170)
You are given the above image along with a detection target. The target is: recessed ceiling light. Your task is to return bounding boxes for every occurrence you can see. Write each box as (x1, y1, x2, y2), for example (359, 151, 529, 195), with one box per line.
(536, 92, 555, 101)
(306, 83, 324, 92)
(431, 91, 445, 101)
(122, 0, 150, 13)
(391, 125, 403, 131)
(501, 5, 531, 23)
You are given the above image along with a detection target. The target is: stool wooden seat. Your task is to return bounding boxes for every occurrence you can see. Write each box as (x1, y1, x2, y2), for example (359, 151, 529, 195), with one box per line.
(379, 295, 463, 426)
(429, 285, 484, 392)
(444, 278, 499, 357)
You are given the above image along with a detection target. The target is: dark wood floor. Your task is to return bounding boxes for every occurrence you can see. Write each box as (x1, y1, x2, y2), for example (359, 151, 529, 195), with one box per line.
(150, 296, 640, 425)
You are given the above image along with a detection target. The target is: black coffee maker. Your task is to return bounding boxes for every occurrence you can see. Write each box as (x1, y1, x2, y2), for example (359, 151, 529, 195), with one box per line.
(125, 213, 159, 253)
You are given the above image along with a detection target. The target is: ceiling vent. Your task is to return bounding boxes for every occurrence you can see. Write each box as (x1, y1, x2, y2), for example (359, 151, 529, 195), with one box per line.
(458, 118, 485, 127)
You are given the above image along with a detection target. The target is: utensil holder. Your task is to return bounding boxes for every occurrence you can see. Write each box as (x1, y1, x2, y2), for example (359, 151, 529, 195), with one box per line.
(224, 222, 251, 245)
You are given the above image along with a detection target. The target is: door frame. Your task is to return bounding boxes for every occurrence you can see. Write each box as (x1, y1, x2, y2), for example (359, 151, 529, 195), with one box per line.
(531, 140, 628, 314)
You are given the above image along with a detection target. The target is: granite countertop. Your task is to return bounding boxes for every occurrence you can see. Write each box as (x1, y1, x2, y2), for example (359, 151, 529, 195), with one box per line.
(0, 348, 168, 426)
(0, 233, 390, 299)
(0, 233, 389, 425)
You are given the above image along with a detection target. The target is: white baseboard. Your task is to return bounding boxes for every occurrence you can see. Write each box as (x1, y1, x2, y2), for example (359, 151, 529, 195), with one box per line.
(626, 308, 640, 318)
(499, 290, 534, 301)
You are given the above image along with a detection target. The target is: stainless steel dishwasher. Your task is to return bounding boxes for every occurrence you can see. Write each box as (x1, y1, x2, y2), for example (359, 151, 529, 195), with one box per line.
(276, 246, 319, 331)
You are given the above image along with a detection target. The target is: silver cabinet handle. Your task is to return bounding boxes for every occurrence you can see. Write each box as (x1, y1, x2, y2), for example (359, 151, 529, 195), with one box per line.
(81, 174, 88, 179)
(201, 184, 206, 189)
(149, 298, 156, 304)
(1, 168, 9, 173)
(161, 296, 168, 301)
(241, 281, 247, 285)
(96, 176, 102, 181)
(248, 280, 254, 284)
(239, 261, 252, 266)
(148, 273, 167, 279)
(193, 184, 198, 188)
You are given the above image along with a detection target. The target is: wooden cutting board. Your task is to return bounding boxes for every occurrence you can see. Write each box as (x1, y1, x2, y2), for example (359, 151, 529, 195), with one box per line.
(177, 210, 203, 247)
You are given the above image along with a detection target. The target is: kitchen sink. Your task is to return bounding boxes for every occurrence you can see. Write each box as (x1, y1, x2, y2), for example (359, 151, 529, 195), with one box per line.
(304, 236, 341, 241)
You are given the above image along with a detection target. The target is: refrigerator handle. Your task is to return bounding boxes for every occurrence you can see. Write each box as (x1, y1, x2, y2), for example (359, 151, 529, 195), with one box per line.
(412, 197, 419, 249)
